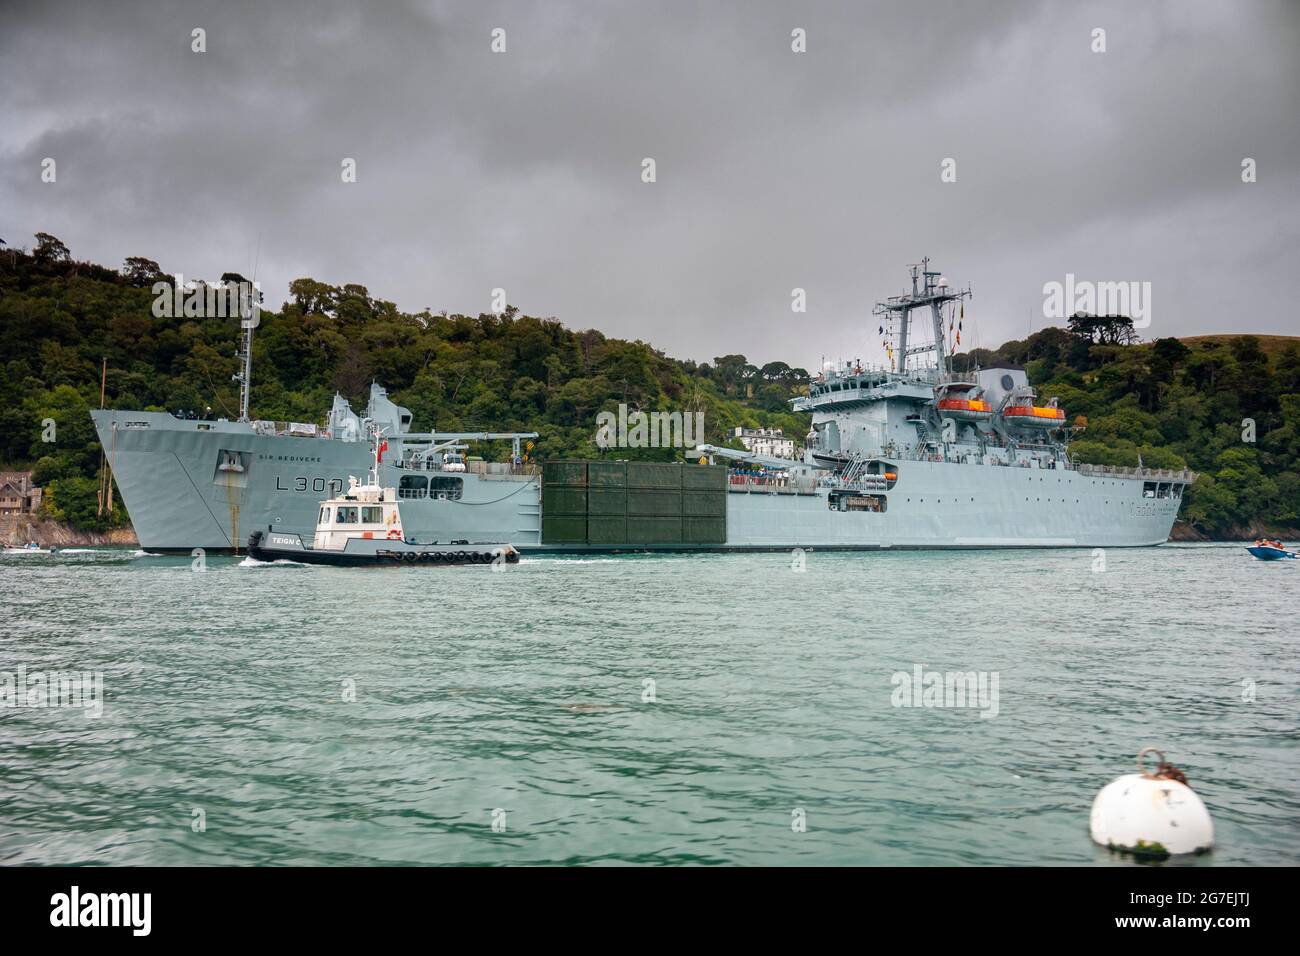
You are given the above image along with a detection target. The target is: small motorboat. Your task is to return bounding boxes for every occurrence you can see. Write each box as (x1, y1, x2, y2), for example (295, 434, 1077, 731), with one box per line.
(246, 434, 518, 568)
(1246, 539, 1297, 561)
(2, 542, 52, 555)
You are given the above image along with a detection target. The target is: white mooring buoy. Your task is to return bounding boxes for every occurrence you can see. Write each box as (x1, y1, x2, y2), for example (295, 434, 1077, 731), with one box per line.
(1089, 747, 1214, 860)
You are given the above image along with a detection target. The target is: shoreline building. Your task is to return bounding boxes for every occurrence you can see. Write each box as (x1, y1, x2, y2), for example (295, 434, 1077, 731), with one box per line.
(732, 427, 796, 460)
(0, 472, 42, 516)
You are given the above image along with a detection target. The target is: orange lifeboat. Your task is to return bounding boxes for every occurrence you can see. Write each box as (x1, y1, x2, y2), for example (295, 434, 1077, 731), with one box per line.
(1002, 404, 1065, 428)
(936, 397, 992, 421)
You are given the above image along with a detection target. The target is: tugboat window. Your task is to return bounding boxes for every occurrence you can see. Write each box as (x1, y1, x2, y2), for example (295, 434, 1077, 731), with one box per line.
(336, 507, 359, 523)
(399, 475, 428, 499)
(362, 506, 383, 523)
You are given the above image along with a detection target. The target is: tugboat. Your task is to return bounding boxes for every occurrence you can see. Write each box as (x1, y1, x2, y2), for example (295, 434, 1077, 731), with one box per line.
(1246, 538, 1297, 561)
(247, 432, 519, 567)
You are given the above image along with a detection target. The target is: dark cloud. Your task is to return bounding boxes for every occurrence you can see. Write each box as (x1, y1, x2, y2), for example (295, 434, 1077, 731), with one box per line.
(3, 0, 1297, 371)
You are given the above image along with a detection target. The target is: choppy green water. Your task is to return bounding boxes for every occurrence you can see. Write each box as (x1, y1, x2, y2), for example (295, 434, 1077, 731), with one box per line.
(0, 544, 1296, 866)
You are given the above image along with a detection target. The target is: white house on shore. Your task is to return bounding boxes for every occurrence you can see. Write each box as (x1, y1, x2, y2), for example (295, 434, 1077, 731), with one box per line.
(732, 427, 796, 459)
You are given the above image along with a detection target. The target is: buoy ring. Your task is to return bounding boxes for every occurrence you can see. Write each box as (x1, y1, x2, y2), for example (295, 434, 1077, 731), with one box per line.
(1137, 746, 1165, 774)
(1137, 746, 1189, 786)
(387, 529, 402, 540)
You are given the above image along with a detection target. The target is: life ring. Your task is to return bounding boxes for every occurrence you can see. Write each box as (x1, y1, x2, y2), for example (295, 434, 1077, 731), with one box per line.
(387, 529, 402, 540)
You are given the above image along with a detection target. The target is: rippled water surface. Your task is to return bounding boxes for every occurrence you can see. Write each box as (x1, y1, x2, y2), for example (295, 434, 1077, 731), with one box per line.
(1, 544, 1296, 865)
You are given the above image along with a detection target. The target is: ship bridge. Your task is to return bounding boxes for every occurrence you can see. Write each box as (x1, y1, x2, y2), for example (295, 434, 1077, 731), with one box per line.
(794, 366, 944, 413)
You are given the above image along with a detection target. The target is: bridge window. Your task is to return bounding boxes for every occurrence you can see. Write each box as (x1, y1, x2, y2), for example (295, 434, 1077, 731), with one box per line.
(399, 475, 428, 499)
(362, 506, 384, 523)
(336, 506, 359, 524)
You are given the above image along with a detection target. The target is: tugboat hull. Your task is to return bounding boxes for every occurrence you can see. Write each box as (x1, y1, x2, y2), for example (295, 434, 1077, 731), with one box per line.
(247, 530, 518, 567)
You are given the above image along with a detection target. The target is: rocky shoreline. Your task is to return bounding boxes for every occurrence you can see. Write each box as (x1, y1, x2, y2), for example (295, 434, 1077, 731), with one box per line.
(1168, 520, 1300, 543)
(0, 516, 138, 548)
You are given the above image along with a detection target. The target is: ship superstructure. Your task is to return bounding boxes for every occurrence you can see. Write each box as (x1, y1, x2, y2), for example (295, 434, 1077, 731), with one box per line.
(91, 260, 1194, 553)
(793, 259, 1074, 476)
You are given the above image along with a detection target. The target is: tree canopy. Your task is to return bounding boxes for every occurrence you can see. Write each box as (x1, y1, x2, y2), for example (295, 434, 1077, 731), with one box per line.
(1, 233, 1295, 537)
(0, 235, 809, 531)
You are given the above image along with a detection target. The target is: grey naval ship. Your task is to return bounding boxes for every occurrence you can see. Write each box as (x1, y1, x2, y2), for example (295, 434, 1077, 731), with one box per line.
(91, 260, 1194, 554)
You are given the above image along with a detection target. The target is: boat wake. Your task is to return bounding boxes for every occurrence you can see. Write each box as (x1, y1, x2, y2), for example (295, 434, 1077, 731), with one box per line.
(519, 557, 624, 565)
(239, 556, 307, 568)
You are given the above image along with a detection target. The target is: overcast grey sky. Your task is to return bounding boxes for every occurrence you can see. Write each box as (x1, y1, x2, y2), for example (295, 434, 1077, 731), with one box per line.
(3, 0, 1297, 371)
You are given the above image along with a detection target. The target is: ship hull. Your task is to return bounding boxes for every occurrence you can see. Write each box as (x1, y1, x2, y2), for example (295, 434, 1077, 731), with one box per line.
(91, 411, 540, 553)
(93, 411, 1183, 553)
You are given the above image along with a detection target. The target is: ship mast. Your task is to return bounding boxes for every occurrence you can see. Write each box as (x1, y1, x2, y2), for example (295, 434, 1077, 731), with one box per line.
(234, 319, 253, 422)
(872, 257, 970, 377)
(233, 246, 260, 422)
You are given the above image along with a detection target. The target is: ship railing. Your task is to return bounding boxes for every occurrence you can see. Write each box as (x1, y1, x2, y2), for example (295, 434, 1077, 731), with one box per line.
(392, 458, 537, 478)
(832, 477, 890, 492)
(466, 460, 539, 479)
(252, 420, 330, 438)
(728, 474, 818, 495)
(1072, 463, 1197, 482)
